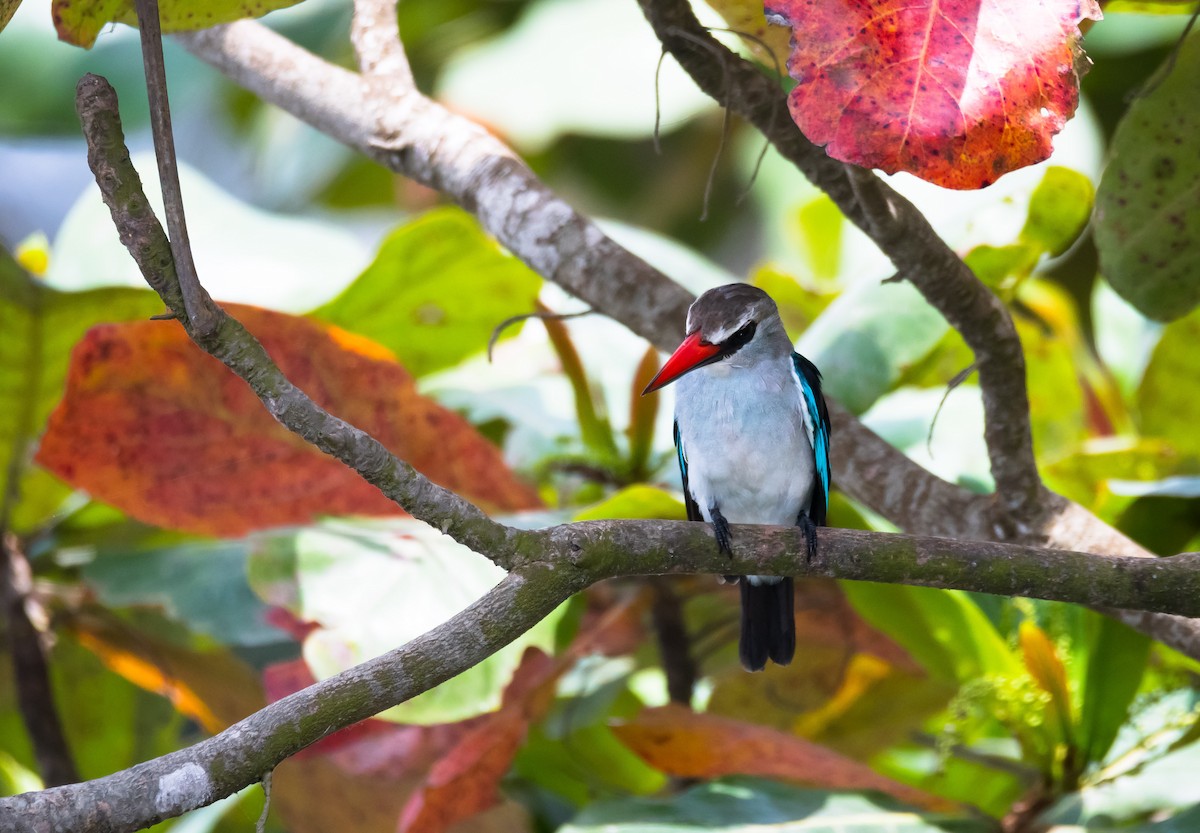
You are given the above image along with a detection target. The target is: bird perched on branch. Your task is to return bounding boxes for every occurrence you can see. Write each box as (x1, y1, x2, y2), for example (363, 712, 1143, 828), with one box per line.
(643, 284, 830, 671)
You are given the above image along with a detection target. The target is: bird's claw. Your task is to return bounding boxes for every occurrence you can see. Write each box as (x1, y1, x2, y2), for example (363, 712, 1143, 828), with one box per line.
(797, 511, 818, 563)
(710, 507, 734, 558)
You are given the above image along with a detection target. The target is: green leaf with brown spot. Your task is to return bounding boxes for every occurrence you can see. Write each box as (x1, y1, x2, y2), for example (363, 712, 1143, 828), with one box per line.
(1095, 30, 1200, 321)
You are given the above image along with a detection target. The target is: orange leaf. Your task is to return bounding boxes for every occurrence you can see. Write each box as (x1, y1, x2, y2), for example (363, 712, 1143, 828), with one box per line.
(35, 307, 540, 536)
(398, 648, 561, 833)
(768, 0, 1102, 188)
(1019, 620, 1074, 743)
(613, 704, 952, 812)
(69, 612, 264, 734)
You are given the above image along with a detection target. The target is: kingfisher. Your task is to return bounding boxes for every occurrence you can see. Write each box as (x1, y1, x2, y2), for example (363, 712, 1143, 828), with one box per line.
(642, 284, 830, 671)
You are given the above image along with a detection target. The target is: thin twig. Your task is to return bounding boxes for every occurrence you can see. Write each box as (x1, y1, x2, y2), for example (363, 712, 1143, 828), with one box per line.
(654, 47, 667, 154)
(926, 363, 977, 457)
(131, 0, 217, 337)
(256, 770, 272, 833)
(487, 308, 593, 361)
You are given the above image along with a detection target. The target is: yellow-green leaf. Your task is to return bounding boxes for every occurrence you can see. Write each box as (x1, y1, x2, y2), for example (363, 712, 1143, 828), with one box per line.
(53, 0, 304, 48)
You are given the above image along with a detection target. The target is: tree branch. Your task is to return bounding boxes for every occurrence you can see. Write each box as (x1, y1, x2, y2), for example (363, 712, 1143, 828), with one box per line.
(175, 17, 1200, 659)
(1, 567, 580, 832)
(132, 0, 217, 336)
(349, 0, 411, 83)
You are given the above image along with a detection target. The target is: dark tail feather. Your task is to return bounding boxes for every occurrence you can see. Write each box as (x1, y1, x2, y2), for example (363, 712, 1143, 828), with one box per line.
(738, 577, 796, 671)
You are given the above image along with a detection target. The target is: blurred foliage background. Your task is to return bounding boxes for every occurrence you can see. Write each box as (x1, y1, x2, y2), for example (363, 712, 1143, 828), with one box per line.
(2, 0, 1200, 831)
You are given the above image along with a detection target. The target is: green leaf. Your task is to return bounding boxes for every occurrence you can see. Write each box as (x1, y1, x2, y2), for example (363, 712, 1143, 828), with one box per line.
(750, 267, 837, 343)
(1095, 31, 1200, 321)
(572, 485, 686, 522)
(1021, 166, 1095, 257)
(795, 194, 844, 281)
(1137, 307, 1200, 455)
(83, 541, 287, 649)
(1017, 316, 1087, 463)
(561, 777, 990, 832)
(52, 635, 188, 781)
(0, 750, 40, 797)
(50, 154, 366, 310)
(1042, 439, 1194, 511)
(247, 518, 568, 724)
(1107, 1, 1200, 13)
(799, 280, 948, 414)
(964, 243, 1038, 290)
(538, 301, 619, 458)
(52, 0, 303, 48)
(1078, 617, 1150, 767)
(843, 584, 1021, 684)
(311, 208, 542, 378)
(515, 724, 666, 804)
(0, 250, 160, 533)
(1040, 735, 1200, 827)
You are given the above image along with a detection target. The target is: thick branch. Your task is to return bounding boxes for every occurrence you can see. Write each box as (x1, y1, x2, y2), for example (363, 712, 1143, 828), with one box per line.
(636, 0, 1041, 530)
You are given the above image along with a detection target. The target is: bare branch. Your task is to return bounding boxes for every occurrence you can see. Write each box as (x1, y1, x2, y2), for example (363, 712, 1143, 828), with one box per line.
(350, 0, 411, 83)
(638, 0, 1043, 531)
(132, 0, 218, 337)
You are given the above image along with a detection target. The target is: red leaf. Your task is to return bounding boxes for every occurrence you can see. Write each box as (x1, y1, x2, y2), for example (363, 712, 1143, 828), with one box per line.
(613, 704, 953, 811)
(767, 0, 1101, 188)
(35, 307, 541, 536)
(397, 648, 561, 833)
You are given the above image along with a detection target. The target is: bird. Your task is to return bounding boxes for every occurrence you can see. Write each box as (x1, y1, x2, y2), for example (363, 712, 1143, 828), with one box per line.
(642, 284, 830, 671)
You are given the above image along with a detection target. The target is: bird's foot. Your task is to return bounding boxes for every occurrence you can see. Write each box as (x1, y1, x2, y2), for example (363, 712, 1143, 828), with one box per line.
(710, 506, 734, 558)
(797, 511, 818, 563)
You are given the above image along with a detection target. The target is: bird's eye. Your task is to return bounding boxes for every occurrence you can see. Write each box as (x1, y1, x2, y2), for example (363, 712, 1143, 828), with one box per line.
(721, 320, 757, 354)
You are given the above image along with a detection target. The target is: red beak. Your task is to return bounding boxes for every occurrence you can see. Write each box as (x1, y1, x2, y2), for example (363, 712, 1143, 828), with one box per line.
(642, 332, 721, 394)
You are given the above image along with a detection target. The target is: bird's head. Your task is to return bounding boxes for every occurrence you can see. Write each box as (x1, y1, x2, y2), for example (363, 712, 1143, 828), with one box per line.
(642, 284, 787, 394)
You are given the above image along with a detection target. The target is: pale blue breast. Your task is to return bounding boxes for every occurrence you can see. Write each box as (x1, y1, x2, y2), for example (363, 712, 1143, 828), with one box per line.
(675, 360, 816, 528)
